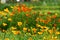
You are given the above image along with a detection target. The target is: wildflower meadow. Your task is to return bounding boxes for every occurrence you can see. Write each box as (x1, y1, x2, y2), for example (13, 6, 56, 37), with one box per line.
(0, 1, 60, 40)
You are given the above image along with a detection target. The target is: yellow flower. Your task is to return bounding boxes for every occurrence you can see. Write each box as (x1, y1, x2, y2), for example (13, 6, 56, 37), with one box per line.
(0, 11, 7, 16)
(42, 26, 49, 31)
(17, 22, 22, 26)
(0, 11, 2, 13)
(55, 31, 60, 35)
(8, 18, 12, 22)
(55, 13, 58, 16)
(0, 11, 3, 15)
(2, 13, 7, 16)
(48, 30, 53, 34)
(38, 32, 43, 35)
(12, 31, 20, 35)
(23, 27, 27, 32)
(4, 8, 9, 13)
(3, 23, 7, 26)
(11, 27, 17, 30)
(54, 36, 57, 39)
(5, 38, 9, 40)
(44, 12, 47, 15)
(52, 36, 57, 40)
(36, 24, 41, 28)
(43, 37, 46, 39)
(28, 37, 32, 40)
(2, 29, 6, 32)
(52, 38, 57, 40)
(32, 28, 37, 33)
(41, 26, 49, 30)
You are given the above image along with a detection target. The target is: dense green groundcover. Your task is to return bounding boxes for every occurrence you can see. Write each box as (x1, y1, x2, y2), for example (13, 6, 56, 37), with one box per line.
(0, 31, 60, 40)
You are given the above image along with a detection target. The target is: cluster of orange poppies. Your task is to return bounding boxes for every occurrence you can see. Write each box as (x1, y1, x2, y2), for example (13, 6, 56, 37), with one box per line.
(15, 4, 32, 12)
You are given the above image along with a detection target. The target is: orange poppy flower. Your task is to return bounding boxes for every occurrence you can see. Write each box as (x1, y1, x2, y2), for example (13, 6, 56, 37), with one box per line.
(53, 24, 57, 27)
(17, 6, 21, 12)
(52, 15, 57, 19)
(10, 12, 15, 16)
(44, 20, 49, 24)
(58, 19, 60, 22)
(26, 13, 30, 17)
(21, 7, 24, 11)
(47, 12, 51, 14)
(40, 18, 44, 22)
(21, 6, 27, 12)
(10, 13, 14, 16)
(27, 8, 32, 12)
